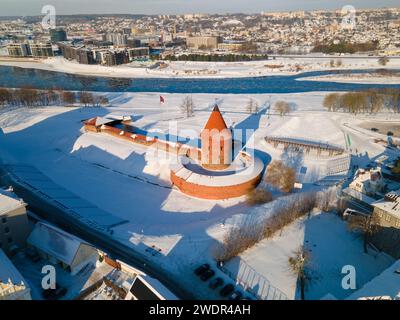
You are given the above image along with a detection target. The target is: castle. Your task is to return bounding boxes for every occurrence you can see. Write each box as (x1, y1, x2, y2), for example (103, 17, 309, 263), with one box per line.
(84, 106, 263, 200)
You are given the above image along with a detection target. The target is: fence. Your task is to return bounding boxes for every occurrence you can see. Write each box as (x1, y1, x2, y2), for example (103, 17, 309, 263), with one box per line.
(218, 260, 288, 300)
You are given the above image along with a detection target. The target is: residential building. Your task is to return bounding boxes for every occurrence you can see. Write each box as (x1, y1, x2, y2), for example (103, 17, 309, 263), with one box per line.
(372, 190, 400, 229)
(218, 41, 245, 52)
(127, 47, 149, 60)
(7, 43, 30, 57)
(50, 28, 67, 43)
(186, 36, 222, 50)
(27, 222, 99, 275)
(0, 189, 30, 256)
(76, 48, 96, 64)
(104, 33, 128, 46)
(0, 249, 31, 300)
(349, 168, 386, 197)
(29, 43, 54, 58)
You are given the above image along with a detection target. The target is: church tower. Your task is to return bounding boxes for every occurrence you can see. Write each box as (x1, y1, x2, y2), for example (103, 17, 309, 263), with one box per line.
(200, 105, 232, 170)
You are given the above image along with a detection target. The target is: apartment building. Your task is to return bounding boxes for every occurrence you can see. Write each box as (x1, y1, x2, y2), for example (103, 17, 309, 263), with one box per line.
(186, 36, 222, 50)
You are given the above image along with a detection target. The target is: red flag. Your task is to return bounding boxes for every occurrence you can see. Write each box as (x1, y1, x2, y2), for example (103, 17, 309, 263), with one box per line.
(160, 95, 165, 104)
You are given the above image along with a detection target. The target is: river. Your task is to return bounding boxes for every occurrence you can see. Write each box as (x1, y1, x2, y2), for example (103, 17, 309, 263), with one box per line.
(1, 65, 400, 93)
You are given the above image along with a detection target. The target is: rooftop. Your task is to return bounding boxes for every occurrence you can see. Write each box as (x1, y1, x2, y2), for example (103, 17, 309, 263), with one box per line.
(27, 222, 90, 266)
(203, 105, 229, 132)
(347, 259, 400, 300)
(0, 188, 26, 216)
(0, 249, 27, 288)
(372, 189, 400, 219)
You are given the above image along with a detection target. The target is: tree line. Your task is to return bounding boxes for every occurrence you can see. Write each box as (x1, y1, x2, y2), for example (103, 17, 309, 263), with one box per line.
(312, 41, 378, 54)
(0, 87, 109, 108)
(162, 53, 269, 62)
(323, 89, 400, 114)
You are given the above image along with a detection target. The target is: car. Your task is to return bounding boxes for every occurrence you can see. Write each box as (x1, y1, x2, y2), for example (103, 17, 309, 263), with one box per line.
(42, 284, 67, 300)
(200, 269, 215, 281)
(194, 264, 210, 276)
(229, 290, 243, 301)
(209, 277, 224, 289)
(53, 287, 67, 300)
(219, 284, 235, 297)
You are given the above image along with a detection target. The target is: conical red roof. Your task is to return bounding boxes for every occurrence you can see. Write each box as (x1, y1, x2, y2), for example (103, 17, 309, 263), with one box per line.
(203, 105, 228, 131)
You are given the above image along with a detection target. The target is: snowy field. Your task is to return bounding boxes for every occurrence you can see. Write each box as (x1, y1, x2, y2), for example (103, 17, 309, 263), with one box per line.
(1, 55, 400, 79)
(298, 72, 400, 84)
(0, 91, 399, 299)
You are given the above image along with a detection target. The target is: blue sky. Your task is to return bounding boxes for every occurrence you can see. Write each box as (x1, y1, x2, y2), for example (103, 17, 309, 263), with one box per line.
(0, 0, 398, 16)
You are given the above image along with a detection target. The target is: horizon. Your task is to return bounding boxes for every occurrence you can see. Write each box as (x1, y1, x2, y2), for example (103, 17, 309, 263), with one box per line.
(0, 0, 399, 17)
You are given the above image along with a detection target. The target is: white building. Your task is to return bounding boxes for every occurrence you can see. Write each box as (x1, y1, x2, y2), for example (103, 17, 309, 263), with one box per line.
(349, 167, 386, 197)
(27, 222, 99, 275)
(0, 189, 30, 256)
(0, 249, 31, 300)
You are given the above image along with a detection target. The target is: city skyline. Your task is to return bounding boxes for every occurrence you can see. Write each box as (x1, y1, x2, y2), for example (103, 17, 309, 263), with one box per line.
(0, 0, 399, 16)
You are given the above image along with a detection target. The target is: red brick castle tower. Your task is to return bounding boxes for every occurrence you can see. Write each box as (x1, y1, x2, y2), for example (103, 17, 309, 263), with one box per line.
(200, 105, 232, 170)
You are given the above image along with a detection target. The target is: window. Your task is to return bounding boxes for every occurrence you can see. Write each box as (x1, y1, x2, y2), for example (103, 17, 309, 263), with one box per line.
(4, 227, 10, 234)
(7, 237, 12, 244)
(385, 215, 391, 222)
(1, 217, 6, 224)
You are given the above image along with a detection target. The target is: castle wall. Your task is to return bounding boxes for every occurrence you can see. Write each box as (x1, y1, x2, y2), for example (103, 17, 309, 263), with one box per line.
(170, 170, 262, 200)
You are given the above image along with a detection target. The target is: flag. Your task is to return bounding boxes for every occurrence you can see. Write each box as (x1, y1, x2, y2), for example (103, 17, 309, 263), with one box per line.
(160, 95, 165, 104)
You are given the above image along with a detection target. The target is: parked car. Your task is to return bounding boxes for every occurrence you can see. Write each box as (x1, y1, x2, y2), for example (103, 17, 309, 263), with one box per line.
(209, 277, 224, 289)
(194, 264, 210, 276)
(200, 269, 215, 281)
(229, 290, 243, 301)
(42, 284, 67, 300)
(220, 284, 235, 297)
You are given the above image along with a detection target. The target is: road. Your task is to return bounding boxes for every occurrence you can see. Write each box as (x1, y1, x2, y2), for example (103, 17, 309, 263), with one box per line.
(0, 166, 194, 300)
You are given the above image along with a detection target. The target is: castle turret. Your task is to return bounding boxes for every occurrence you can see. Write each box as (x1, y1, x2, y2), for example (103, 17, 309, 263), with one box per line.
(200, 105, 232, 170)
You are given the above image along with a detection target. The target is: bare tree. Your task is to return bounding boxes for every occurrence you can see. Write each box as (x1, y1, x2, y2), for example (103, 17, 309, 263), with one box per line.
(180, 95, 195, 118)
(99, 96, 109, 107)
(265, 160, 296, 193)
(274, 100, 291, 116)
(288, 247, 311, 300)
(61, 91, 76, 106)
(246, 188, 273, 206)
(17, 87, 39, 107)
(246, 98, 259, 114)
(378, 56, 389, 66)
(323, 93, 340, 112)
(347, 214, 380, 254)
(0, 88, 11, 107)
(79, 91, 94, 107)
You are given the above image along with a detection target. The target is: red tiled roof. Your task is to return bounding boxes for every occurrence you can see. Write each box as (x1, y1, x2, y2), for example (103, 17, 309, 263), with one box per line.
(203, 105, 228, 131)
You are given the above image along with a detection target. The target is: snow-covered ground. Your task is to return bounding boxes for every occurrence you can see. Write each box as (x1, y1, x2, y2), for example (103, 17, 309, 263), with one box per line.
(298, 72, 400, 84)
(1, 55, 400, 79)
(0, 91, 399, 299)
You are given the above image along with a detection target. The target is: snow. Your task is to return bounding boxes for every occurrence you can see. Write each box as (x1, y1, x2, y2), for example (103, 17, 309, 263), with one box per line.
(1, 91, 399, 299)
(2, 55, 400, 79)
(224, 212, 395, 300)
(172, 155, 264, 187)
(347, 259, 400, 300)
(0, 249, 26, 286)
(0, 188, 26, 216)
(27, 222, 87, 266)
(299, 72, 400, 84)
